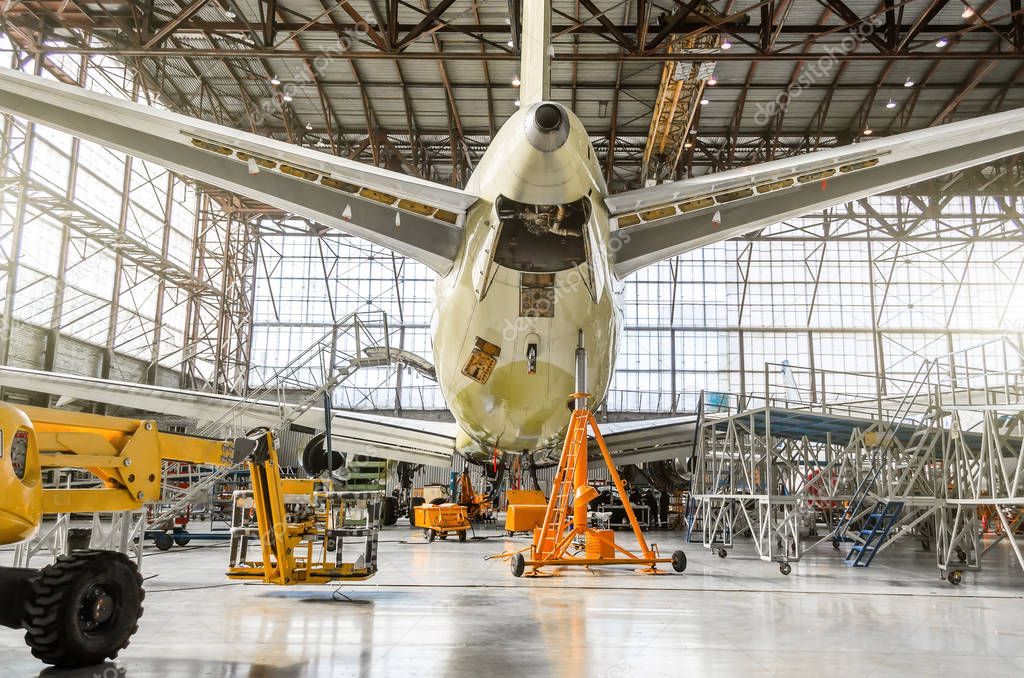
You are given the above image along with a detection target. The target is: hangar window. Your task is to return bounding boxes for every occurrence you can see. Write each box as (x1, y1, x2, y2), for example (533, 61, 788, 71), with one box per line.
(493, 195, 590, 272)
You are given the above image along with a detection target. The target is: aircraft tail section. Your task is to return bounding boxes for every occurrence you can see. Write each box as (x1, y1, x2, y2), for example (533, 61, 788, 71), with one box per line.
(519, 0, 552, 106)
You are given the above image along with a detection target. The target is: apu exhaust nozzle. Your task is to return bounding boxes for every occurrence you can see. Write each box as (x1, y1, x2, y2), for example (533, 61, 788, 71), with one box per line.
(525, 102, 570, 152)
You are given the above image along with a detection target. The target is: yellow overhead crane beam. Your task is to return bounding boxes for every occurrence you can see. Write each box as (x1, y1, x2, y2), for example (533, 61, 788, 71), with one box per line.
(641, 5, 722, 185)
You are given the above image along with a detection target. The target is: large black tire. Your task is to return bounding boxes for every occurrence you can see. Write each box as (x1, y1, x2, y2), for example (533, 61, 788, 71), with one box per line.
(671, 550, 687, 573)
(23, 550, 144, 668)
(427, 529, 437, 543)
(409, 497, 425, 527)
(152, 532, 173, 551)
(511, 554, 526, 577)
(429, 497, 447, 506)
(458, 530, 468, 543)
(381, 496, 398, 527)
(172, 529, 191, 547)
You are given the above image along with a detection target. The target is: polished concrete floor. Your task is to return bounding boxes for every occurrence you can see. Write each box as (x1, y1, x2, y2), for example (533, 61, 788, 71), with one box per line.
(2, 524, 1023, 677)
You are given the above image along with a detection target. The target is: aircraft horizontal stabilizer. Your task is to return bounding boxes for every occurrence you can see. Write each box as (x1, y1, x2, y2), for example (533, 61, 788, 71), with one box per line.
(607, 107, 1024, 277)
(0, 68, 479, 274)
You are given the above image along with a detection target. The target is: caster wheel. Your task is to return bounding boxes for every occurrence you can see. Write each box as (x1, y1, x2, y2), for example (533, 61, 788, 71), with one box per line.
(831, 539, 840, 551)
(458, 531, 467, 542)
(172, 531, 191, 547)
(152, 532, 173, 551)
(325, 537, 337, 552)
(956, 548, 967, 563)
(717, 548, 727, 559)
(948, 570, 963, 585)
(427, 529, 437, 543)
(511, 553, 526, 578)
(671, 550, 687, 573)
(23, 550, 144, 668)
(779, 562, 792, 576)
(422, 529, 430, 538)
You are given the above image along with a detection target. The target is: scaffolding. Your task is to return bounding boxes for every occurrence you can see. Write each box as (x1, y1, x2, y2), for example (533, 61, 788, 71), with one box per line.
(0, 51, 260, 398)
(691, 338, 1024, 581)
(935, 337, 1024, 583)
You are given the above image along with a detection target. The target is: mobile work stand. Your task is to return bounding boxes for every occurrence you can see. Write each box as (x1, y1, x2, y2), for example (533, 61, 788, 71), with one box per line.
(508, 332, 686, 577)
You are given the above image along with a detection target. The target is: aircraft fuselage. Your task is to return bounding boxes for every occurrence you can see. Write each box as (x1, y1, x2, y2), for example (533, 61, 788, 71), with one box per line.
(431, 103, 621, 460)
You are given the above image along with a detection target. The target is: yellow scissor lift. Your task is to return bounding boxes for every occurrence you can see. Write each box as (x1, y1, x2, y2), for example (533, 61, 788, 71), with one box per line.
(0, 402, 379, 669)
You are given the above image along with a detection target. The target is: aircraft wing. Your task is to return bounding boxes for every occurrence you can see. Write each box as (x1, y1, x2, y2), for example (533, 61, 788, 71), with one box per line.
(0, 68, 477, 274)
(589, 415, 699, 465)
(607, 107, 1024, 277)
(0, 366, 456, 467)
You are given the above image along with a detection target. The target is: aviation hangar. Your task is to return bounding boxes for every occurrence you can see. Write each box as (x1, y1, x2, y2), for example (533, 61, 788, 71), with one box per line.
(1, 1, 1023, 676)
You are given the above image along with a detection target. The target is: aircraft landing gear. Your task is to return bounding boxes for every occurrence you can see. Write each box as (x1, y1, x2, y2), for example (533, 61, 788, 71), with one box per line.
(0, 550, 144, 668)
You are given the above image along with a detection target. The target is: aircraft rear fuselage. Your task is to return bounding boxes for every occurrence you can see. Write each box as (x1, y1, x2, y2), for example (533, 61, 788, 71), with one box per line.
(431, 103, 621, 460)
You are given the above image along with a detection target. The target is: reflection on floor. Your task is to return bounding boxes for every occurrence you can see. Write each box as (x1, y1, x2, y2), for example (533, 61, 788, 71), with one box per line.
(2, 525, 1023, 677)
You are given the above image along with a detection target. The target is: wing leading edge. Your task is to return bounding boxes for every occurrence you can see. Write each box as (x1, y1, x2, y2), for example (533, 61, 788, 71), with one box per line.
(0, 68, 478, 274)
(608, 107, 1024, 277)
(0, 367, 456, 467)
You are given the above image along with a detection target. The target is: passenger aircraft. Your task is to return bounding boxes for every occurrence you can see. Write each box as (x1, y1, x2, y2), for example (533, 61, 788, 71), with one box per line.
(1, 3, 1023, 470)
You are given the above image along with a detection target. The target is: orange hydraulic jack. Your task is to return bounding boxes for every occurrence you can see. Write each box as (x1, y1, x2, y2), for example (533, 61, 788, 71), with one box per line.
(509, 332, 687, 577)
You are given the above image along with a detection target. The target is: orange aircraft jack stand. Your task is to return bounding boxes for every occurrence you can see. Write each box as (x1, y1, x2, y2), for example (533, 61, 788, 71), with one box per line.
(508, 333, 686, 578)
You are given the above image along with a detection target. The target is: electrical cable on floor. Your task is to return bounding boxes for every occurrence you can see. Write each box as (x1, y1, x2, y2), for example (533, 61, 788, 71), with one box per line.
(331, 585, 371, 605)
(145, 582, 245, 593)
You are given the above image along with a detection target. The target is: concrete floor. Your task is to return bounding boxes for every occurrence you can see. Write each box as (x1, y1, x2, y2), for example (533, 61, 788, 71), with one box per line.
(2, 525, 1023, 677)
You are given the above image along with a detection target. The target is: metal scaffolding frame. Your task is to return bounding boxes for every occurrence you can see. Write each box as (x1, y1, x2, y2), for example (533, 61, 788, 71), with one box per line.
(935, 337, 1024, 582)
(0, 46, 259, 396)
(691, 362, 945, 572)
(691, 336, 1024, 582)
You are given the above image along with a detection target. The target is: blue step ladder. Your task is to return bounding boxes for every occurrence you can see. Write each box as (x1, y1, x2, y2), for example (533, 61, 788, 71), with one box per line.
(844, 500, 904, 567)
(832, 458, 885, 544)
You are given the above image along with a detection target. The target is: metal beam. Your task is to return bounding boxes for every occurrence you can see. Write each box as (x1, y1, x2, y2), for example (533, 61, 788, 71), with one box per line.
(142, 0, 211, 48)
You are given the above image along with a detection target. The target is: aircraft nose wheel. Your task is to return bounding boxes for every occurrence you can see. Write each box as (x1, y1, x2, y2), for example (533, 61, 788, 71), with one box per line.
(22, 550, 144, 668)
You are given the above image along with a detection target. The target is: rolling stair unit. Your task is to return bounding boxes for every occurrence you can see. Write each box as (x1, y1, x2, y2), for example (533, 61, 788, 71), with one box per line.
(343, 460, 388, 492)
(340, 458, 391, 527)
(832, 448, 886, 549)
(831, 360, 939, 563)
(844, 500, 904, 567)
